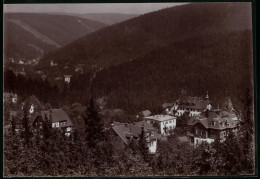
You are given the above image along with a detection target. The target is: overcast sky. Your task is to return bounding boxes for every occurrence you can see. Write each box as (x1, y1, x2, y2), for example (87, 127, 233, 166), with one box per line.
(4, 3, 187, 14)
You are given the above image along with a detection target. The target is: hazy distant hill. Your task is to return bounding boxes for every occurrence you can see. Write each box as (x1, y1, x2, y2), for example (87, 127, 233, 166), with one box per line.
(4, 13, 106, 59)
(74, 13, 139, 25)
(49, 13, 139, 25)
(38, 2, 252, 75)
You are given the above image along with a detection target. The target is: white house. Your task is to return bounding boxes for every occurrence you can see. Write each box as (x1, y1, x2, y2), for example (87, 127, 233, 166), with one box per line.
(11, 93, 18, 103)
(165, 92, 211, 117)
(144, 115, 176, 136)
(29, 104, 34, 114)
(64, 75, 71, 83)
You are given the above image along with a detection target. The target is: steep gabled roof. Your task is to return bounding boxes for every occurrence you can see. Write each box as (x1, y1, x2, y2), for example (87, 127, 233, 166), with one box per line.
(111, 120, 159, 145)
(40, 109, 73, 127)
(188, 110, 238, 130)
(170, 95, 210, 110)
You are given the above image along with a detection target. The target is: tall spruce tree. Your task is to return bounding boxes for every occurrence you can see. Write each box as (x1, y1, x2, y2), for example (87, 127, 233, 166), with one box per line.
(21, 104, 32, 147)
(138, 126, 150, 162)
(84, 98, 104, 148)
(11, 116, 16, 136)
(240, 88, 254, 174)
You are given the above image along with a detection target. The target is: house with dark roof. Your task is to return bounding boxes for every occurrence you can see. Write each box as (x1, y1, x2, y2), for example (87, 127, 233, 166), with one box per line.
(187, 110, 239, 145)
(32, 109, 73, 136)
(164, 92, 211, 117)
(110, 120, 160, 154)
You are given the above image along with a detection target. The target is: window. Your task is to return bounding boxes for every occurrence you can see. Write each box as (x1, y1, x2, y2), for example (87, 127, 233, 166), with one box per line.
(166, 122, 168, 124)
(56, 122, 59, 127)
(169, 120, 172, 123)
(52, 123, 55, 128)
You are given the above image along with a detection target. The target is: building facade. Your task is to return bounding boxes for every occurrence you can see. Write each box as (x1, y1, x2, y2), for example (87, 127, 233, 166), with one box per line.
(187, 110, 239, 145)
(164, 92, 211, 117)
(32, 108, 73, 136)
(144, 115, 176, 136)
(110, 120, 160, 154)
(64, 75, 71, 83)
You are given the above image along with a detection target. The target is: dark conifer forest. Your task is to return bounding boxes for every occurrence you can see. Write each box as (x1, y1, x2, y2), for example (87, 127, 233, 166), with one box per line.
(5, 30, 252, 115)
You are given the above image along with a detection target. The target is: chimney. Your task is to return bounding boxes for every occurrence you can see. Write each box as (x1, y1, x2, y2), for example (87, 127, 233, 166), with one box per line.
(111, 123, 114, 128)
(125, 123, 128, 127)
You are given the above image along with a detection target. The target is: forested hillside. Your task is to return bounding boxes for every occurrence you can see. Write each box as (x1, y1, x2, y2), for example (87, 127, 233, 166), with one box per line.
(91, 30, 253, 114)
(5, 30, 252, 115)
(37, 2, 252, 76)
(4, 13, 106, 59)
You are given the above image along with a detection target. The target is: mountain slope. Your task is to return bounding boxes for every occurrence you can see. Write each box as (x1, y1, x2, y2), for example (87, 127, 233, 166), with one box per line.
(49, 13, 139, 25)
(38, 2, 252, 75)
(90, 30, 253, 113)
(74, 13, 139, 25)
(4, 13, 107, 59)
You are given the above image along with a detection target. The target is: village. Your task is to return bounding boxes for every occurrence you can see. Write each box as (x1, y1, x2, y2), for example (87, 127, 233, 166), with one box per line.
(3, 2, 254, 176)
(4, 88, 241, 155)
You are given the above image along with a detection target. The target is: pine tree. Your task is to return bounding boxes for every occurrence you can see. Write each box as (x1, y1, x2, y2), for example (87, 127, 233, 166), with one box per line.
(11, 116, 16, 136)
(42, 114, 52, 146)
(84, 98, 105, 148)
(138, 126, 150, 162)
(239, 88, 254, 174)
(21, 105, 32, 147)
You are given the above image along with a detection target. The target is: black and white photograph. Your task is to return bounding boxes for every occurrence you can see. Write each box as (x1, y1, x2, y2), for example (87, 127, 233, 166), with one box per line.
(3, 1, 255, 177)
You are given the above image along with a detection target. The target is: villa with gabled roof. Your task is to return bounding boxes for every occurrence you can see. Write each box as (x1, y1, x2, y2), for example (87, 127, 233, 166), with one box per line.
(187, 109, 239, 145)
(32, 108, 73, 137)
(110, 120, 160, 154)
(164, 91, 212, 117)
